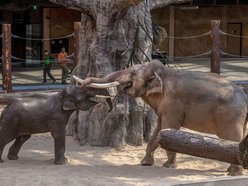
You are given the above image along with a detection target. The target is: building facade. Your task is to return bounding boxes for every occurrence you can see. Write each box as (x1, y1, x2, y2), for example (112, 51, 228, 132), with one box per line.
(151, 0, 248, 57)
(1, 1, 248, 66)
(0, 7, 80, 65)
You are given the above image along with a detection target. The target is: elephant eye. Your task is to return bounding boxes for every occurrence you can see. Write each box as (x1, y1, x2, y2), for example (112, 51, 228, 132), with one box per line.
(66, 96, 75, 101)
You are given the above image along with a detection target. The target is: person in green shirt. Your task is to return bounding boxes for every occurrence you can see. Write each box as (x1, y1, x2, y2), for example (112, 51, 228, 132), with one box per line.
(43, 50, 56, 83)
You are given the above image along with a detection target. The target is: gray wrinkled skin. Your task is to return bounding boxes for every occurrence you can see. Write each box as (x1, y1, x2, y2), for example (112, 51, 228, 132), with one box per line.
(0, 85, 111, 165)
(81, 60, 248, 175)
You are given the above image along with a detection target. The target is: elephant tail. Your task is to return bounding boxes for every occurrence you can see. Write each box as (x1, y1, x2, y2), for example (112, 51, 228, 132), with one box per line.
(0, 104, 9, 124)
(0, 99, 17, 125)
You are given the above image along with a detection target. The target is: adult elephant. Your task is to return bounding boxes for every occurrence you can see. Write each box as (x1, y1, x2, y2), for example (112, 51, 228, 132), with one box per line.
(0, 85, 112, 165)
(74, 60, 248, 176)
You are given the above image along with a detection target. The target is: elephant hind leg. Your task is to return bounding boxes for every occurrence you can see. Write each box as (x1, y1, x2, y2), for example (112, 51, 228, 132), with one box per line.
(0, 144, 5, 163)
(227, 164, 243, 176)
(8, 135, 31, 160)
(0, 132, 17, 163)
(216, 120, 244, 175)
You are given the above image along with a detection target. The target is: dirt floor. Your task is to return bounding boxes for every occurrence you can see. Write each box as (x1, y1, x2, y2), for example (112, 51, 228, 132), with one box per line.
(1, 132, 247, 186)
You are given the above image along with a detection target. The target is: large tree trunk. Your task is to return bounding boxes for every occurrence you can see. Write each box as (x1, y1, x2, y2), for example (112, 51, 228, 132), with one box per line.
(47, 0, 191, 148)
(64, 0, 157, 148)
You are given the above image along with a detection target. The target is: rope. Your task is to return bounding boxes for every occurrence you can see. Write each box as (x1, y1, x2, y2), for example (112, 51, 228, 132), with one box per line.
(12, 56, 46, 62)
(135, 43, 151, 62)
(153, 51, 183, 69)
(169, 50, 212, 59)
(220, 50, 248, 58)
(11, 33, 74, 41)
(11, 53, 74, 63)
(165, 31, 211, 39)
(137, 21, 153, 44)
(220, 30, 248, 39)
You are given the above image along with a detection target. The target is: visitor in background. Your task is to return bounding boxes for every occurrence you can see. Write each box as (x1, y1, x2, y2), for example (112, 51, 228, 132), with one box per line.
(43, 50, 56, 83)
(58, 47, 69, 84)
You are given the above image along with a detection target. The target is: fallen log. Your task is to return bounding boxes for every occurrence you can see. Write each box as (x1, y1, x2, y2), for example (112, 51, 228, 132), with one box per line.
(159, 129, 246, 167)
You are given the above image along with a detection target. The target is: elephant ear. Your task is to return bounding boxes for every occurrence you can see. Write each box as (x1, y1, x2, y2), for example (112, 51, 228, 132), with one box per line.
(62, 85, 77, 110)
(146, 72, 163, 96)
(63, 96, 77, 110)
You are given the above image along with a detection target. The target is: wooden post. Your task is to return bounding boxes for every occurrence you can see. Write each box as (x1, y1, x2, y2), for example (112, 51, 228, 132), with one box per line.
(210, 20, 220, 74)
(42, 8, 51, 52)
(2, 24, 12, 93)
(169, 5, 175, 57)
(159, 129, 241, 166)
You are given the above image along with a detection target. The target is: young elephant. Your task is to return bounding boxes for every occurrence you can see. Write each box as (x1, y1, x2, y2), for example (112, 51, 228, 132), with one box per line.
(0, 85, 111, 165)
(74, 60, 248, 175)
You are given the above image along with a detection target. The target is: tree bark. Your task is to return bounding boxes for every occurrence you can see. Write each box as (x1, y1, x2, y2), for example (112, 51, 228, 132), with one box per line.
(159, 129, 244, 166)
(64, 0, 157, 148)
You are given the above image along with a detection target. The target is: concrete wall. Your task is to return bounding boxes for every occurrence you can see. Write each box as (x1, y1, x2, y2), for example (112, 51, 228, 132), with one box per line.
(151, 5, 248, 57)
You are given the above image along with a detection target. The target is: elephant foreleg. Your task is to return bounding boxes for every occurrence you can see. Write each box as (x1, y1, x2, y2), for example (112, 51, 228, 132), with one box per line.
(53, 135, 67, 165)
(51, 126, 67, 165)
(8, 135, 31, 160)
(141, 122, 161, 166)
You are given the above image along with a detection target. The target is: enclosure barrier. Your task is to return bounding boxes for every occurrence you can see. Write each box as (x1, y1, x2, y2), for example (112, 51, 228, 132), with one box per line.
(1, 20, 248, 92)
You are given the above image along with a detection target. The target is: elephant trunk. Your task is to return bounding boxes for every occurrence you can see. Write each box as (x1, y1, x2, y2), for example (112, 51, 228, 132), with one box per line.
(90, 88, 113, 112)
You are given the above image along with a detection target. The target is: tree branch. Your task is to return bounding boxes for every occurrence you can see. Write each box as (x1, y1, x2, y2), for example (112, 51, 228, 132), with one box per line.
(150, 0, 193, 10)
(114, 0, 143, 11)
(49, 0, 92, 12)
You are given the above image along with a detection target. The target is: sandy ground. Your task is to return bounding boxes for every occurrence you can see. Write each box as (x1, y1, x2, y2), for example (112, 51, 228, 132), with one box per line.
(0, 132, 248, 186)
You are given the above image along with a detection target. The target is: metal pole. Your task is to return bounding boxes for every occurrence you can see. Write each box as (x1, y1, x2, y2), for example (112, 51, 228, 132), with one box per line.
(210, 20, 220, 74)
(2, 24, 12, 93)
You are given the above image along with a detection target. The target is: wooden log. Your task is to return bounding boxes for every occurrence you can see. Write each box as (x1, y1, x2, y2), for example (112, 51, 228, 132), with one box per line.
(159, 129, 241, 166)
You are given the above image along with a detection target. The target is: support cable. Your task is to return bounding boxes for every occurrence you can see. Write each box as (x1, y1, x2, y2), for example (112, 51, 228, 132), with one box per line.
(11, 52, 75, 63)
(11, 33, 74, 41)
(220, 50, 248, 58)
(164, 31, 211, 39)
(220, 30, 248, 39)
